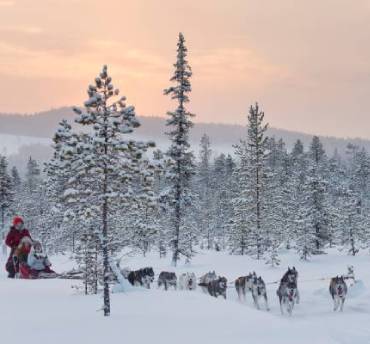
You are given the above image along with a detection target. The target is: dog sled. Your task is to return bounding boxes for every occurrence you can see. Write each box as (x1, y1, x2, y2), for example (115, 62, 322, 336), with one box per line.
(15, 264, 84, 280)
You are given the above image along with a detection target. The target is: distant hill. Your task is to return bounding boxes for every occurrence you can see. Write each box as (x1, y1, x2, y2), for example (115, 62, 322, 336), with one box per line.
(1, 107, 370, 171)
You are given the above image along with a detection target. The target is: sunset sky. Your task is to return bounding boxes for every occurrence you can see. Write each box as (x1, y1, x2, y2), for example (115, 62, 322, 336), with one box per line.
(1, 0, 370, 138)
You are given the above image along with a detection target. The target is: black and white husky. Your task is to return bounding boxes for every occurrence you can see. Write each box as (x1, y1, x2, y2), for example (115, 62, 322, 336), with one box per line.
(199, 271, 217, 293)
(277, 267, 299, 315)
(329, 276, 348, 312)
(158, 271, 177, 290)
(200, 277, 228, 299)
(235, 273, 269, 310)
(235, 272, 256, 301)
(251, 276, 269, 310)
(278, 281, 298, 316)
(125, 267, 155, 289)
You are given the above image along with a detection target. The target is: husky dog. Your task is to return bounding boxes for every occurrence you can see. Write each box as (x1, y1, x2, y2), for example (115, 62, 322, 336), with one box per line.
(329, 276, 348, 312)
(236, 273, 269, 310)
(278, 281, 298, 316)
(158, 271, 177, 290)
(278, 267, 300, 304)
(199, 271, 217, 293)
(235, 272, 256, 301)
(277, 267, 299, 315)
(250, 276, 269, 310)
(179, 272, 197, 290)
(201, 277, 227, 299)
(127, 267, 155, 289)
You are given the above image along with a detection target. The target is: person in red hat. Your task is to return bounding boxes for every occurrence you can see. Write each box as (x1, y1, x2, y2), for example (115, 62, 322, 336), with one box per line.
(5, 216, 32, 278)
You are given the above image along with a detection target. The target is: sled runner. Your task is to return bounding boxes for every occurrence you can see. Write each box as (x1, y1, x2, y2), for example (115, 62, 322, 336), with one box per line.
(16, 266, 84, 280)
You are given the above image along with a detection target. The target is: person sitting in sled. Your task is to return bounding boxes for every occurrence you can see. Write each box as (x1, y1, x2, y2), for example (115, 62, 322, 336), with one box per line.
(5, 216, 32, 278)
(25, 241, 56, 278)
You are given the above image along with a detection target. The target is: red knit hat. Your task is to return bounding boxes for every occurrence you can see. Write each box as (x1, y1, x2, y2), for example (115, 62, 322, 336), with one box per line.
(13, 216, 24, 226)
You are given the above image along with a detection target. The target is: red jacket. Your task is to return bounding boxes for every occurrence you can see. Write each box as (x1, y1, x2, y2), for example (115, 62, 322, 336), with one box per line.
(5, 227, 32, 252)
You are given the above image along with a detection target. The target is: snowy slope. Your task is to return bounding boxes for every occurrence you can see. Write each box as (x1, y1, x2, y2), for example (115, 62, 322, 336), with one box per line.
(1, 249, 370, 344)
(0, 133, 50, 155)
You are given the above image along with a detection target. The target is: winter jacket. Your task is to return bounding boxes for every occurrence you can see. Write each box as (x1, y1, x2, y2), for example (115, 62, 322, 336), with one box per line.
(5, 227, 32, 251)
(5, 227, 32, 276)
(27, 248, 51, 271)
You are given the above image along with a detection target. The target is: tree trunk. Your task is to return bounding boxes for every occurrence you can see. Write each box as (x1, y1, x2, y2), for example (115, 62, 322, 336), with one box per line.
(172, 187, 181, 266)
(102, 195, 110, 316)
(172, 162, 182, 267)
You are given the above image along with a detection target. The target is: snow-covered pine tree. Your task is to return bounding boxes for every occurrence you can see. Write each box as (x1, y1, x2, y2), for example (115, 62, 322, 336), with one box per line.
(295, 188, 318, 260)
(306, 136, 330, 252)
(44, 120, 75, 253)
(196, 134, 214, 249)
(342, 144, 370, 253)
(339, 185, 365, 255)
(164, 33, 196, 266)
(11, 166, 21, 193)
(21, 157, 44, 235)
(9, 166, 21, 216)
(276, 138, 295, 250)
(0, 155, 13, 256)
(152, 149, 170, 258)
(229, 140, 253, 255)
(325, 151, 345, 247)
(130, 158, 158, 256)
(212, 154, 234, 250)
(230, 103, 269, 259)
(264, 137, 286, 267)
(69, 65, 154, 316)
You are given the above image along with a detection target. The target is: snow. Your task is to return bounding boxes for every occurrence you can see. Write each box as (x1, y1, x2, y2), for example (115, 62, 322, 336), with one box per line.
(1, 249, 370, 344)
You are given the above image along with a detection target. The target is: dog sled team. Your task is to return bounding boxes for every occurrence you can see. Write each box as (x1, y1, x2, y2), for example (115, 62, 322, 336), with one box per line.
(4, 216, 56, 279)
(123, 264, 354, 316)
(4, 216, 354, 315)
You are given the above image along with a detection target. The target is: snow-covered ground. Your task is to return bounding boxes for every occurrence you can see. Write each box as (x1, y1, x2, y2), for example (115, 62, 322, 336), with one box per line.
(1, 249, 370, 344)
(0, 134, 50, 155)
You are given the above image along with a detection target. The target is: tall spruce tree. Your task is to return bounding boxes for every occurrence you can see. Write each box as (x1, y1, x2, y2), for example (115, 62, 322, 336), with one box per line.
(164, 33, 195, 266)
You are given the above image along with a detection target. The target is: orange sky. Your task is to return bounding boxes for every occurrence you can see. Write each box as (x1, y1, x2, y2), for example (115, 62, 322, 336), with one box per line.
(1, 0, 370, 138)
